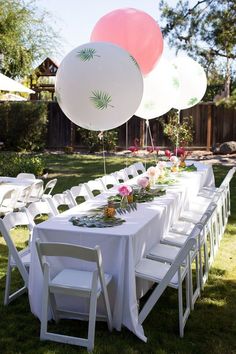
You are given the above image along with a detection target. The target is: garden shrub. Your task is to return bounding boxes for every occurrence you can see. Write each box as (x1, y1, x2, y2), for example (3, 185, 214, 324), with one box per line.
(77, 128, 118, 153)
(161, 110, 194, 147)
(0, 153, 45, 177)
(0, 101, 48, 151)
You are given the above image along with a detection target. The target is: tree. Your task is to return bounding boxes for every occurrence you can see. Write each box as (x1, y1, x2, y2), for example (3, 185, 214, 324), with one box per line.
(159, 0, 236, 97)
(0, 0, 59, 78)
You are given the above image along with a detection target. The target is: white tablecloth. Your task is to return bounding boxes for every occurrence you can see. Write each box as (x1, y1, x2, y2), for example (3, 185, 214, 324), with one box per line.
(28, 161, 214, 341)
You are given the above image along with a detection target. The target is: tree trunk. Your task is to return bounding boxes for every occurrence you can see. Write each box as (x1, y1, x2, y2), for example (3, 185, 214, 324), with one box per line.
(224, 57, 231, 98)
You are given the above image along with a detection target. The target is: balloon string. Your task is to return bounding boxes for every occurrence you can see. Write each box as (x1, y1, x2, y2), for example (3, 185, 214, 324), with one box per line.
(148, 122, 157, 164)
(98, 131, 106, 176)
(125, 121, 129, 167)
(176, 110, 180, 156)
(145, 120, 149, 170)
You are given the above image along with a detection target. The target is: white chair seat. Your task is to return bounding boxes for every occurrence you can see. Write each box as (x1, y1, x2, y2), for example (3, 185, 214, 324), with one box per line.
(170, 220, 196, 235)
(52, 269, 112, 293)
(162, 231, 189, 246)
(136, 258, 186, 288)
(148, 243, 181, 263)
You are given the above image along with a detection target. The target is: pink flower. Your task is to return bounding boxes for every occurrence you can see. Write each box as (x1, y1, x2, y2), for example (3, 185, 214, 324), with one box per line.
(157, 161, 166, 170)
(147, 166, 156, 177)
(165, 149, 171, 158)
(118, 185, 132, 197)
(137, 177, 149, 189)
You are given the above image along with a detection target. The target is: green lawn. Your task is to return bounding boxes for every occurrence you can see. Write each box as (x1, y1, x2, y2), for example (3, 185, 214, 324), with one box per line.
(0, 154, 236, 354)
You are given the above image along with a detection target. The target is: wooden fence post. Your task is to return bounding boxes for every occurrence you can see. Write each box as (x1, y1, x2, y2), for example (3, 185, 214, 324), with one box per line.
(206, 104, 212, 151)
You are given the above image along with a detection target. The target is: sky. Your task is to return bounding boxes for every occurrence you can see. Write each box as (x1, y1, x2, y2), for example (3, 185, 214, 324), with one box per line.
(35, 0, 178, 63)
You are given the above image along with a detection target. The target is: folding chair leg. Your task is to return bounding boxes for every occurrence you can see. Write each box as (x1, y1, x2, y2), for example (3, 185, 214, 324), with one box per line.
(4, 261, 12, 305)
(87, 288, 98, 352)
(178, 278, 184, 338)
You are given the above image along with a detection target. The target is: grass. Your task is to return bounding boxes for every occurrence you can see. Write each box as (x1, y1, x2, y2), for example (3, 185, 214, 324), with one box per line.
(0, 153, 236, 354)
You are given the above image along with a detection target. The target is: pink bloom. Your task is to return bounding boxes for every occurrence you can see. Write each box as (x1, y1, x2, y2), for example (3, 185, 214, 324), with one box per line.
(147, 166, 156, 177)
(165, 149, 171, 158)
(118, 185, 132, 197)
(137, 177, 149, 189)
(157, 161, 166, 169)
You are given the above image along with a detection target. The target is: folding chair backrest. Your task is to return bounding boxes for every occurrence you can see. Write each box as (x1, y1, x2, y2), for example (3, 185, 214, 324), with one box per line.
(124, 165, 139, 178)
(0, 212, 30, 283)
(46, 192, 73, 215)
(84, 179, 106, 197)
(25, 201, 55, 229)
(132, 162, 146, 174)
(30, 180, 44, 198)
(99, 175, 118, 190)
(0, 188, 16, 208)
(111, 169, 129, 183)
(43, 178, 57, 195)
(67, 184, 93, 206)
(16, 173, 36, 180)
(220, 167, 236, 188)
(198, 202, 217, 227)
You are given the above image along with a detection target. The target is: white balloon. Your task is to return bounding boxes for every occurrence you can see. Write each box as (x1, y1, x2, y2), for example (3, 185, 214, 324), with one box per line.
(171, 56, 207, 110)
(55, 42, 143, 131)
(135, 57, 179, 119)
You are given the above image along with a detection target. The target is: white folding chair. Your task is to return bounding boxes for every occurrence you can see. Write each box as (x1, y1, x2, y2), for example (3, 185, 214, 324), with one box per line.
(13, 185, 32, 210)
(35, 239, 113, 352)
(66, 184, 93, 207)
(16, 173, 36, 180)
(98, 175, 118, 190)
(124, 165, 139, 178)
(0, 211, 31, 305)
(132, 162, 146, 174)
(136, 233, 197, 338)
(0, 188, 16, 216)
(159, 202, 218, 305)
(46, 192, 74, 215)
(41, 178, 57, 200)
(27, 180, 44, 203)
(24, 200, 56, 232)
(84, 179, 107, 198)
(110, 169, 129, 183)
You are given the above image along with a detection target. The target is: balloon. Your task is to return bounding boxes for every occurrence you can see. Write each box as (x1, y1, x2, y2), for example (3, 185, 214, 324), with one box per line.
(90, 8, 163, 75)
(171, 56, 207, 110)
(55, 42, 143, 131)
(135, 57, 180, 119)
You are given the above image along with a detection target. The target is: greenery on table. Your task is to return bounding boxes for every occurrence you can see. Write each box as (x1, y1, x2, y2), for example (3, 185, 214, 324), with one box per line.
(0, 153, 236, 354)
(179, 163, 198, 172)
(69, 215, 125, 228)
(133, 189, 166, 203)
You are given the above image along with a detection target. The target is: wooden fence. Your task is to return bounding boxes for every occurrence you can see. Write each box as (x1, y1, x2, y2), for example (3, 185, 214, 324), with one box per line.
(46, 102, 236, 150)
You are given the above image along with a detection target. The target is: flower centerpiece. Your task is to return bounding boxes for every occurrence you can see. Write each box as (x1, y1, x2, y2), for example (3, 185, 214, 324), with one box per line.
(137, 176, 150, 191)
(146, 166, 157, 187)
(170, 155, 179, 172)
(118, 184, 133, 208)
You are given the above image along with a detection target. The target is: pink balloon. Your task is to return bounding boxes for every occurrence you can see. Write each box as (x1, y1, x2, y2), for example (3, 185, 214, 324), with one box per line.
(91, 8, 163, 75)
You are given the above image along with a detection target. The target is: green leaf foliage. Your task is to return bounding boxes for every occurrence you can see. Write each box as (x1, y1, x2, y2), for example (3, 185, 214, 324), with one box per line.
(161, 109, 194, 147)
(159, 0, 236, 98)
(0, 0, 59, 78)
(77, 48, 100, 61)
(90, 90, 114, 110)
(0, 152, 45, 176)
(77, 128, 118, 153)
(0, 101, 48, 151)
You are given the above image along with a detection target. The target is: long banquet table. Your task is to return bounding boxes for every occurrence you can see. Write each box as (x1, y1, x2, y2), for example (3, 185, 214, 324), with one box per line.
(29, 161, 215, 341)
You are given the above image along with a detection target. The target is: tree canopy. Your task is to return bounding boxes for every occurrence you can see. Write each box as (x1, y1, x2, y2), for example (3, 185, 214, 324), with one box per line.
(0, 0, 59, 78)
(159, 0, 236, 96)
